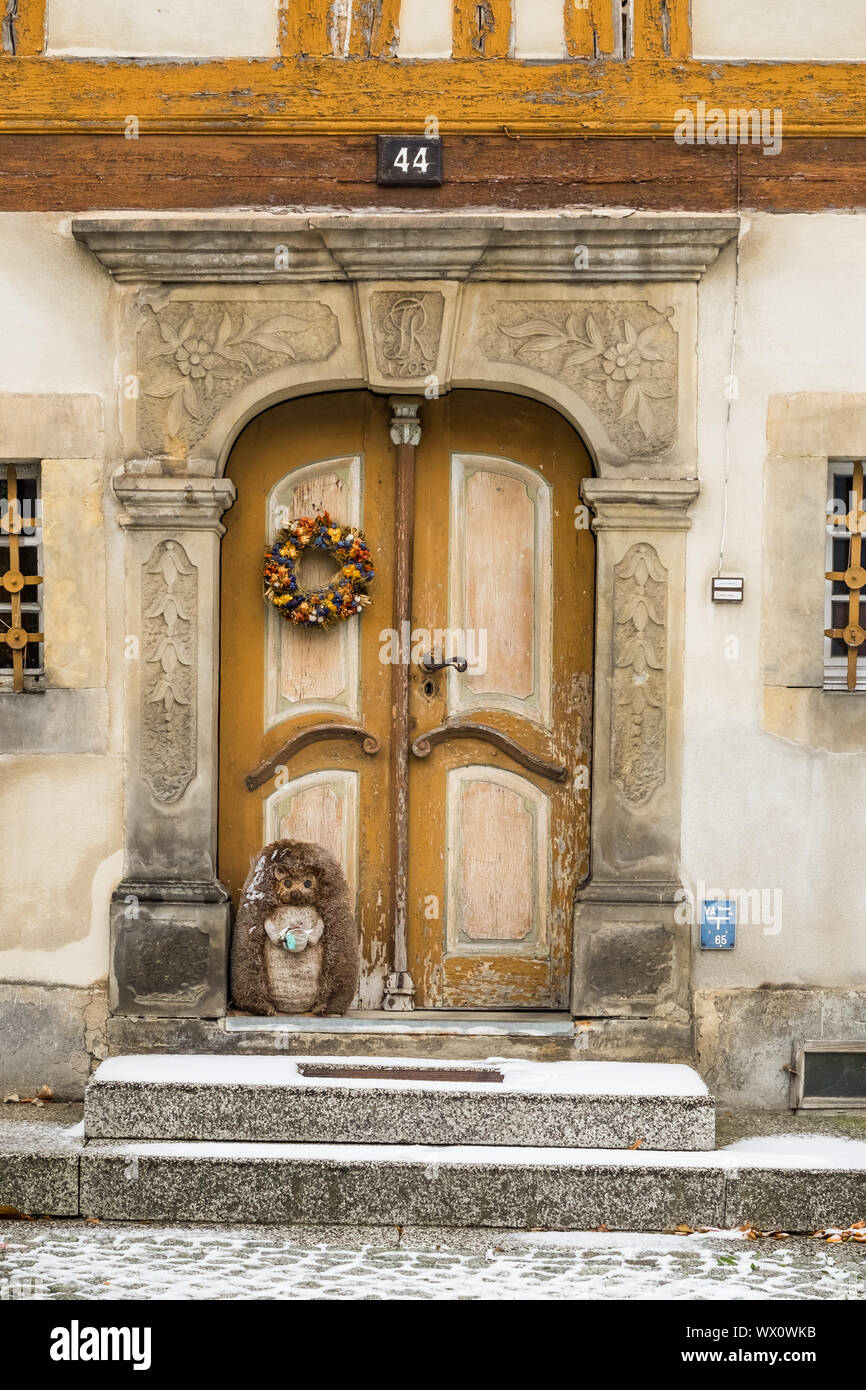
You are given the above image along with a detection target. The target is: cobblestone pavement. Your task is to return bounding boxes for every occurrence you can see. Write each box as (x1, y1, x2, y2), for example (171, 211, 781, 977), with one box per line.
(1, 1223, 864, 1300)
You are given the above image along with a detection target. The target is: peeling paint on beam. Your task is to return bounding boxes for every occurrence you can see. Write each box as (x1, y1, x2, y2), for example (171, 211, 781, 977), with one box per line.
(0, 57, 864, 136)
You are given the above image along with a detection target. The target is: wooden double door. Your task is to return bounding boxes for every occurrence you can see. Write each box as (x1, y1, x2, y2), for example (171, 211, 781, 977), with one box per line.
(219, 390, 594, 1010)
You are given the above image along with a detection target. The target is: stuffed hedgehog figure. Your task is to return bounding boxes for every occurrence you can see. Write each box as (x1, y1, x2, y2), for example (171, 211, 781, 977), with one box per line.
(230, 839, 359, 1017)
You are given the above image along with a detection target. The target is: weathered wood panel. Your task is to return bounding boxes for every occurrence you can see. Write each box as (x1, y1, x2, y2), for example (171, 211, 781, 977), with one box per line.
(451, 773, 540, 943)
(269, 461, 360, 719)
(273, 772, 357, 896)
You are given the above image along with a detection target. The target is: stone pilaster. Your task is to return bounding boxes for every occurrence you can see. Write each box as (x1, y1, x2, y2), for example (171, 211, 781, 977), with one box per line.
(109, 474, 236, 1018)
(572, 478, 699, 1027)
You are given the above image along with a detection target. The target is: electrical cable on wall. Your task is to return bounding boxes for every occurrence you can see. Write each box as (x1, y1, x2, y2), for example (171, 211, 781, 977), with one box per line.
(717, 151, 744, 578)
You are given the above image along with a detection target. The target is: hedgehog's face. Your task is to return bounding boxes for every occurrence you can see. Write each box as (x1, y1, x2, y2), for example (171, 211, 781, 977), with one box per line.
(273, 863, 318, 905)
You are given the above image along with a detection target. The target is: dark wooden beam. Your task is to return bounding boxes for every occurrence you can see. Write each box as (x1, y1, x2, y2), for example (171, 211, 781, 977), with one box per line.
(1, 135, 865, 213)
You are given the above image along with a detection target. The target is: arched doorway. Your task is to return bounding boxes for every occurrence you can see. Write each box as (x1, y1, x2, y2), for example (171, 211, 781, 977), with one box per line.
(219, 389, 594, 1011)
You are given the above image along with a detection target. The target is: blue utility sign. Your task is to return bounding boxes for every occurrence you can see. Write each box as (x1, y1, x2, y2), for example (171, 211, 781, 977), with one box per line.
(701, 899, 736, 949)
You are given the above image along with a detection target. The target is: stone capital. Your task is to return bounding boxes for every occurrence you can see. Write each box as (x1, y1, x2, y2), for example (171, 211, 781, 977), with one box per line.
(113, 474, 237, 532)
(582, 477, 700, 531)
(389, 397, 424, 446)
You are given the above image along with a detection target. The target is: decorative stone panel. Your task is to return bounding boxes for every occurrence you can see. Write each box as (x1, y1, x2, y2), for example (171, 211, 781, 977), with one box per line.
(369, 290, 445, 379)
(611, 542, 668, 807)
(356, 281, 460, 393)
(138, 299, 340, 454)
(481, 300, 678, 457)
(110, 904, 229, 1019)
(141, 540, 197, 804)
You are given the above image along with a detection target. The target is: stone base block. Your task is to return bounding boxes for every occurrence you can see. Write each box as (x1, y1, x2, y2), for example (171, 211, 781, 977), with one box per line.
(571, 884, 690, 1024)
(0, 981, 108, 1101)
(110, 897, 230, 1018)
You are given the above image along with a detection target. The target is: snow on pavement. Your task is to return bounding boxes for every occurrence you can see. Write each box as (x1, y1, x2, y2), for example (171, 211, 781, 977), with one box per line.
(1, 1224, 864, 1301)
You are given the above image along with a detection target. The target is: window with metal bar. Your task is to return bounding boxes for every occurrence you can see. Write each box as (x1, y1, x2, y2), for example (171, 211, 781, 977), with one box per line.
(825, 461, 866, 692)
(0, 462, 44, 693)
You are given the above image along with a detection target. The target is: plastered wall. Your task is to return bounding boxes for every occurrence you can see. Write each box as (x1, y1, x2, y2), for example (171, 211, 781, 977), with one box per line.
(0, 214, 122, 1003)
(688, 213, 866, 995)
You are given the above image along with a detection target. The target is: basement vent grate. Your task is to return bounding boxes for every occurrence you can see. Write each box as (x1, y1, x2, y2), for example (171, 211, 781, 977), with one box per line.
(789, 1041, 866, 1110)
(297, 1064, 505, 1084)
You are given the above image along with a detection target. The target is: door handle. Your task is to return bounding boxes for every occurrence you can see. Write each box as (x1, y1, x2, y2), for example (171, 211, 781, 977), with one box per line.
(419, 652, 468, 674)
(411, 720, 567, 783)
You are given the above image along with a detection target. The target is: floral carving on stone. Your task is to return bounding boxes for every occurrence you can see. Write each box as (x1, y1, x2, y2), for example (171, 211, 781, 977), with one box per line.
(141, 540, 197, 804)
(138, 300, 340, 453)
(481, 302, 677, 456)
(611, 543, 667, 807)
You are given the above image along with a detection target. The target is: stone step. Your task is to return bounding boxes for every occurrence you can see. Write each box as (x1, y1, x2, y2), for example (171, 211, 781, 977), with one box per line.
(77, 1139, 866, 1232)
(84, 1054, 715, 1151)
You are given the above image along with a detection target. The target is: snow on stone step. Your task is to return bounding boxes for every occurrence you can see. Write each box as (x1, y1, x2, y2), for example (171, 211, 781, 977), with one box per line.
(84, 1054, 715, 1151)
(77, 1134, 866, 1231)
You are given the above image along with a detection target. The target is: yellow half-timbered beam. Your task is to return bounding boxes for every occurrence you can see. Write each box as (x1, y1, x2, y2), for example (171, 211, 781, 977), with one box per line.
(632, 0, 691, 59)
(0, 57, 864, 137)
(280, 0, 331, 58)
(564, 0, 618, 59)
(453, 1, 512, 59)
(8, 0, 46, 55)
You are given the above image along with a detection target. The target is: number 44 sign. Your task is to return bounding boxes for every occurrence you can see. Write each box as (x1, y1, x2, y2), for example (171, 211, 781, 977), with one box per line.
(700, 899, 736, 950)
(377, 136, 443, 187)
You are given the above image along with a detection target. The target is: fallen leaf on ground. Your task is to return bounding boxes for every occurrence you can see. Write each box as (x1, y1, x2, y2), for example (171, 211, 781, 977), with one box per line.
(628, 1138, 645, 1150)
(0, 1207, 32, 1220)
(815, 1224, 866, 1243)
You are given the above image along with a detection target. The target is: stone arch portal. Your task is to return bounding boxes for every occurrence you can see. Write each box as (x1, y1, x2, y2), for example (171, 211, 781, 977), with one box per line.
(80, 211, 734, 1047)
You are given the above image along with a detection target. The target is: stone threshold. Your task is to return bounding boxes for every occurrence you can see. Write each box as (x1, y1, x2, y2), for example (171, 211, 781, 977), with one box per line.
(224, 1010, 575, 1037)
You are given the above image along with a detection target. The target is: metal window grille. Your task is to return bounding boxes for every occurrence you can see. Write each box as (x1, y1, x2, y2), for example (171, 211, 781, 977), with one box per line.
(0, 463, 44, 692)
(825, 460, 866, 692)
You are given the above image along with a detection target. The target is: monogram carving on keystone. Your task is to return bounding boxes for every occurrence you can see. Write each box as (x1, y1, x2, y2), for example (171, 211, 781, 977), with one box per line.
(139, 301, 340, 453)
(611, 543, 668, 806)
(370, 291, 445, 378)
(481, 302, 677, 456)
(141, 540, 197, 804)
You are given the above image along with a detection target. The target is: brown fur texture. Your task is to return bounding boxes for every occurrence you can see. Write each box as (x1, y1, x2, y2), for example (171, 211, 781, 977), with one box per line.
(230, 840, 359, 1017)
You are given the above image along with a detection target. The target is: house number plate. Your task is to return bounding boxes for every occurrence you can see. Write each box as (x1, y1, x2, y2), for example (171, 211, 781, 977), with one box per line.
(700, 899, 736, 950)
(377, 136, 443, 186)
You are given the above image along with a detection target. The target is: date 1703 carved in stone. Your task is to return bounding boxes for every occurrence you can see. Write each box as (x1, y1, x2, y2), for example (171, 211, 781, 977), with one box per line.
(138, 300, 340, 454)
(141, 540, 197, 804)
(611, 542, 668, 807)
(481, 301, 677, 457)
(370, 290, 445, 379)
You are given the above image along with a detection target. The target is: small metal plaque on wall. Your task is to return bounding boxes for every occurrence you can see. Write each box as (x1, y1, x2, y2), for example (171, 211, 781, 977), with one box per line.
(700, 899, 736, 949)
(377, 136, 443, 186)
